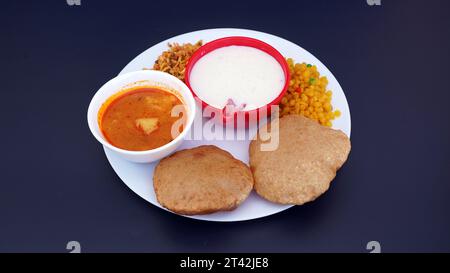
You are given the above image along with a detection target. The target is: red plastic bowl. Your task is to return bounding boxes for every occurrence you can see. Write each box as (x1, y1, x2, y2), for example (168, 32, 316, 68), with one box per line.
(184, 36, 290, 127)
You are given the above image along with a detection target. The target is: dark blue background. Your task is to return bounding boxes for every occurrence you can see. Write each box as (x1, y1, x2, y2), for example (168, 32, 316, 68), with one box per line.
(1, 0, 449, 252)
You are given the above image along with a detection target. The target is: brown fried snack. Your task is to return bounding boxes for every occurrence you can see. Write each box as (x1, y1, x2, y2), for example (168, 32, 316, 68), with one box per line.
(249, 115, 351, 205)
(152, 41, 202, 81)
(153, 145, 254, 215)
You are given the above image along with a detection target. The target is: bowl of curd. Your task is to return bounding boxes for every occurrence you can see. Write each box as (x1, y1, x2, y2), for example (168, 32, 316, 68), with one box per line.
(185, 36, 290, 127)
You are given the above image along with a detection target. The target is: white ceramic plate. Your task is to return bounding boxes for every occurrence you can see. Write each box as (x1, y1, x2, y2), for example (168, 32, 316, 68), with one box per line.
(104, 28, 351, 222)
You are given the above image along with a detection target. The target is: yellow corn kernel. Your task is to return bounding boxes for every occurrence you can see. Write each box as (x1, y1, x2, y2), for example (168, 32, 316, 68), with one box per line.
(280, 59, 340, 127)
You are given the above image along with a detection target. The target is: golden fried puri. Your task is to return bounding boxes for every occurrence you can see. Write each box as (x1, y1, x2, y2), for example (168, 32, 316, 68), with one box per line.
(249, 115, 351, 205)
(153, 145, 254, 215)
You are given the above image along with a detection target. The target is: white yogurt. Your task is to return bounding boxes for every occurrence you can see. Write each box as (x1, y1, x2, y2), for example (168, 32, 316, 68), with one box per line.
(189, 45, 285, 110)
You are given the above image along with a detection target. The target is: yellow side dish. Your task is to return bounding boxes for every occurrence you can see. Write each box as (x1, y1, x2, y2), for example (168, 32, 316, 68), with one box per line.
(280, 58, 340, 127)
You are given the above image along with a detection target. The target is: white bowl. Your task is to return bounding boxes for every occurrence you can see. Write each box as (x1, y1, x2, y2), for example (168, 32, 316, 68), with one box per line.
(87, 70, 196, 163)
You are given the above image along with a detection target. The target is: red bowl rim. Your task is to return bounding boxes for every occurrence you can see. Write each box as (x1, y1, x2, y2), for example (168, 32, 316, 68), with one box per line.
(184, 36, 290, 121)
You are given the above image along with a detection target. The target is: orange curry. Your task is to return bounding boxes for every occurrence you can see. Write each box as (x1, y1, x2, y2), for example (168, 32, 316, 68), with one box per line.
(98, 87, 185, 151)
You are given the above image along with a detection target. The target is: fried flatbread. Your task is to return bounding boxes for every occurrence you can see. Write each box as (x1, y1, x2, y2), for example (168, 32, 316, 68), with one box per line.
(154, 145, 254, 215)
(249, 115, 351, 205)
